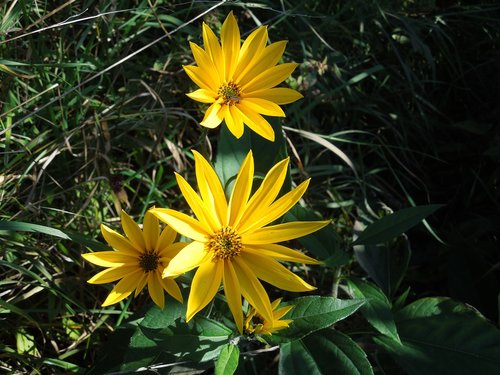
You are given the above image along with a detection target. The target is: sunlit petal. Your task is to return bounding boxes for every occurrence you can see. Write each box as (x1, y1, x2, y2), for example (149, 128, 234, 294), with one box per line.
(236, 103, 275, 141)
(241, 97, 285, 117)
(243, 179, 310, 233)
(161, 277, 183, 303)
(134, 272, 148, 297)
(202, 22, 224, 78)
(186, 261, 223, 321)
(200, 102, 225, 129)
(186, 88, 217, 104)
(241, 63, 299, 93)
(147, 271, 164, 309)
(101, 269, 142, 306)
(238, 41, 287, 87)
(241, 252, 316, 292)
(100, 224, 140, 255)
(81, 251, 135, 268)
(160, 241, 188, 259)
(224, 106, 244, 139)
(120, 211, 146, 251)
(236, 157, 289, 232)
(162, 241, 209, 278)
(155, 224, 177, 252)
(232, 257, 273, 323)
(221, 11, 240, 80)
(228, 151, 254, 226)
(87, 266, 137, 284)
(143, 211, 159, 251)
(190, 42, 221, 86)
(242, 221, 331, 244)
(245, 243, 321, 265)
(183, 65, 217, 92)
(193, 150, 228, 226)
(233, 26, 268, 82)
(150, 208, 209, 242)
(245, 87, 303, 105)
(223, 261, 243, 334)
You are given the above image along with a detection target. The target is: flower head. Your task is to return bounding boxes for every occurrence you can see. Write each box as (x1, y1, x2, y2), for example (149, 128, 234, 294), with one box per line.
(245, 298, 293, 335)
(82, 210, 186, 309)
(184, 11, 303, 141)
(150, 150, 329, 333)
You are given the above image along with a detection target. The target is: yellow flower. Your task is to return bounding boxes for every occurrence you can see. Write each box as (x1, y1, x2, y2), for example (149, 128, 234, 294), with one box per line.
(184, 11, 303, 141)
(82, 210, 186, 309)
(150, 150, 329, 333)
(245, 298, 293, 335)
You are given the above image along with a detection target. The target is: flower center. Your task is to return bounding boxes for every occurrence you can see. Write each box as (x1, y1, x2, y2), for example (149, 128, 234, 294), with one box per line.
(218, 81, 241, 105)
(206, 226, 242, 261)
(138, 250, 160, 273)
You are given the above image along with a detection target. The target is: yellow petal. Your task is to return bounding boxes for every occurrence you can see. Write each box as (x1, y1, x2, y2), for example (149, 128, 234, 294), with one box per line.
(186, 88, 217, 104)
(238, 41, 287, 87)
(161, 277, 183, 303)
(200, 102, 224, 129)
(233, 26, 268, 82)
(101, 224, 140, 255)
(223, 261, 243, 334)
(224, 105, 244, 139)
(241, 252, 316, 292)
(87, 266, 137, 284)
(242, 220, 330, 245)
(160, 241, 188, 259)
(274, 305, 294, 320)
(202, 22, 224, 79)
(241, 63, 298, 93)
(244, 87, 303, 105)
(184, 65, 216, 91)
(190, 41, 221, 86)
(143, 211, 159, 251)
(155, 224, 177, 252)
(101, 269, 142, 306)
(243, 179, 309, 233)
(228, 151, 254, 226)
(186, 260, 223, 321)
(134, 272, 148, 297)
(193, 150, 228, 227)
(236, 102, 275, 141)
(120, 210, 146, 251)
(150, 208, 209, 242)
(245, 243, 321, 265)
(221, 11, 240, 81)
(232, 257, 273, 323)
(236, 157, 289, 232)
(174, 172, 220, 232)
(162, 241, 209, 278)
(148, 271, 165, 309)
(82, 251, 135, 268)
(241, 97, 285, 117)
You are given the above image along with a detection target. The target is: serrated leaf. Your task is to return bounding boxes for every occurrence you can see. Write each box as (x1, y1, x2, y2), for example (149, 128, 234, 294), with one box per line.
(374, 297, 500, 375)
(270, 296, 364, 343)
(279, 329, 373, 375)
(347, 278, 400, 343)
(352, 204, 444, 246)
(215, 343, 240, 375)
(141, 315, 233, 363)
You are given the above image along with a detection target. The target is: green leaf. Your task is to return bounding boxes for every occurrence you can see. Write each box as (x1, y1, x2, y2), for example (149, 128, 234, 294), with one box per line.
(284, 205, 348, 264)
(353, 233, 411, 297)
(215, 343, 240, 375)
(279, 329, 373, 375)
(141, 314, 233, 363)
(347, 278, 401, 343)
(374, 297, 500, 375)
(270, 296, 364, 343)
(352, 204, 444, 246)
(0, 220, 108, 250)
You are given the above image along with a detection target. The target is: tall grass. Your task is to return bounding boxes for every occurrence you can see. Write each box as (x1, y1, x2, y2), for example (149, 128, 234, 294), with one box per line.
(1, 0, 499, 372)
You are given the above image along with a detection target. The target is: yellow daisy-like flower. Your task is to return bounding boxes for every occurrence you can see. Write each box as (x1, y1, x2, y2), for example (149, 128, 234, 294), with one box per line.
(150, 150, 329, 333)
(82, 210, 186, 309)
(245, 298, 293, 335)
(184, 11, 303, 141)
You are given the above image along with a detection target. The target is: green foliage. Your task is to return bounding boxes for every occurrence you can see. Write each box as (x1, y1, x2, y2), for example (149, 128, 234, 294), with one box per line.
(1, 0, 500, 373)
